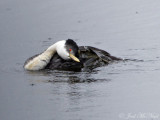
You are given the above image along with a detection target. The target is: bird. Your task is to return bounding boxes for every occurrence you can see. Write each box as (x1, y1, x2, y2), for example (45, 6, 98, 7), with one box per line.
(24, 39, 121, 71)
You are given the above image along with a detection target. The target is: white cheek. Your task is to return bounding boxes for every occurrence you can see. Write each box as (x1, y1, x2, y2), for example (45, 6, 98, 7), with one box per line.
(57, 47, 69, 60)
(56, 40, 71, 60)
(61, 51, 70, 60)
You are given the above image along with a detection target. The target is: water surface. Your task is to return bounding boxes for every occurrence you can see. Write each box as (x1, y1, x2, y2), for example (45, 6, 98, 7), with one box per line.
(1, 0, 160, 120)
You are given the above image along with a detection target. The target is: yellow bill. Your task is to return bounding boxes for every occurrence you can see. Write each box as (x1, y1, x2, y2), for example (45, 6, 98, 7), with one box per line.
(69, 53, 80, 62)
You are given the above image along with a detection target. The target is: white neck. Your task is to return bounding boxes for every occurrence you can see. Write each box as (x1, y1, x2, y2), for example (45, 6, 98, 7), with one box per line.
(24, 40, 67, 70)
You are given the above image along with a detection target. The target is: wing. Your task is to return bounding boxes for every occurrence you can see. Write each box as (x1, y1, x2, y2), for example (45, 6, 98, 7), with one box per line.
(79, 46, 121, 63)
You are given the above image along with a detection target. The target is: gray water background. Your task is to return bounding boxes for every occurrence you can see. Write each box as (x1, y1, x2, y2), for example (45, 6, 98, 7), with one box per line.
(1, 0, 160, 120)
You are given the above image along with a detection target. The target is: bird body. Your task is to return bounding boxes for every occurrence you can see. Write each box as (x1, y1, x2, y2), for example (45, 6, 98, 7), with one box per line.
(45, 46, 121, 71)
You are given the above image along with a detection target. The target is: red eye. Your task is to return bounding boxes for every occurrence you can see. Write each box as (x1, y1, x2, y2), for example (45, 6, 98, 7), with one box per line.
(69, 49, 72, 52)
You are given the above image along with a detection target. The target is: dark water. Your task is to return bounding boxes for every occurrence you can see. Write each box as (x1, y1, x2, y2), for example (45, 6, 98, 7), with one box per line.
(1, 0, 160, 120)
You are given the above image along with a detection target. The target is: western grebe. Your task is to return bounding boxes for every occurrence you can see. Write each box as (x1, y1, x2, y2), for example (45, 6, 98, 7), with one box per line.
(24, 39, 121, 71)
